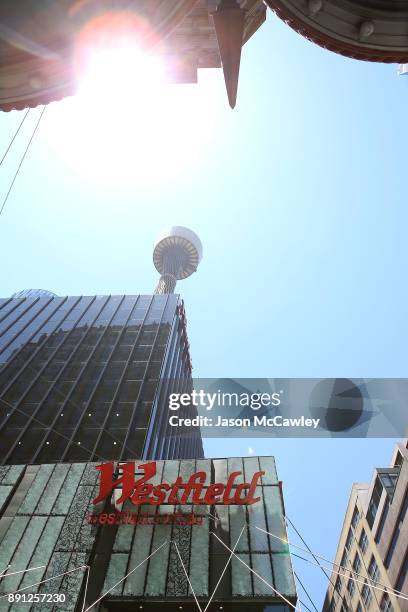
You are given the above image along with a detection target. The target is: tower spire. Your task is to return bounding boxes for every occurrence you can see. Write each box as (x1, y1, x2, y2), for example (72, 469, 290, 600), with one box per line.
(213, 0, 246, 109)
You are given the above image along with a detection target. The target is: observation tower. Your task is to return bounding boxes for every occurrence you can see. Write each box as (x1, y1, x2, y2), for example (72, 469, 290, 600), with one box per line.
(153, 226, 203, 294)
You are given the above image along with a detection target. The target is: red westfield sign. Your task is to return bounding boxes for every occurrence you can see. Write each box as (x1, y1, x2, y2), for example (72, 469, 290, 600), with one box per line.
(93, 462, 264, 506)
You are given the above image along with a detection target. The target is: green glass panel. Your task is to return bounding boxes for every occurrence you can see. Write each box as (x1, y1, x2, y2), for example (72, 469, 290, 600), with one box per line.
(1, 465, 25, 486)
(178, 459, 196, 480)
(243, 456, 261, 482)
(144, 507, 171, 596)
(195, 459, 211, 485)
(215, 505, 229, 541)
(231, 553, 252, 596)
(162, 460, 179, 485)
(252, 553, 274, 596)
(227, 457, 245, 485)
(150, 460, 164, 485)
(36, 465, 70, 515)
(57, 552, 87, 612)
(113, 521, 135, 553)
(0, 486, 12, 513)
(52, 464, 86, 515)
(259, 456, 278, 485)
(263, 486, 287, 553)
(19, 516, 65, 591)
(272, 553, 297, 597)
(1, 516, 47, 593)
(18, 465, 54, 515)
(103, 554, 129, 597)
(248, 487, 269, 552)
(0, 516, 29, 575)
(37, 551, 69, 602)
(213, 459, 228, 482)
(229, 504, 249, 552)
(123, 505, 154, 596)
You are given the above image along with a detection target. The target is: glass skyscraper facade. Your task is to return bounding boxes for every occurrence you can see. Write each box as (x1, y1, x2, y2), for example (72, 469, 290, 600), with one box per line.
(0, 293, 203, 464)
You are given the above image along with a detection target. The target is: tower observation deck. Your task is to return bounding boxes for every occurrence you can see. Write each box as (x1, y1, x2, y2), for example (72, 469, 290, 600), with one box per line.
(153, 226, 203, 294)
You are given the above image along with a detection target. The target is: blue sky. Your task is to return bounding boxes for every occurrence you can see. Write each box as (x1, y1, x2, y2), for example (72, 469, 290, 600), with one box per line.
(0, 8, 406, 607)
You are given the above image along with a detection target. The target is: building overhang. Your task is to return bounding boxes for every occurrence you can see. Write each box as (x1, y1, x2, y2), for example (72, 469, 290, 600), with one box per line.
(0, 0, 266, 112)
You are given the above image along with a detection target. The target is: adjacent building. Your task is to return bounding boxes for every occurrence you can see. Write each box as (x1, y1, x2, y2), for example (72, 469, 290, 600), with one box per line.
(323, 441, 408, 612)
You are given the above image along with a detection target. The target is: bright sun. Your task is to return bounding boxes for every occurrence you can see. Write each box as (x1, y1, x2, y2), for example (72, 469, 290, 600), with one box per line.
(44, 41, 218, 186)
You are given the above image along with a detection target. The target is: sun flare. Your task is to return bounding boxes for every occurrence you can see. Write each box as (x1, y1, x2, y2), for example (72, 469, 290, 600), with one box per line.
(44, 41, 218, 186)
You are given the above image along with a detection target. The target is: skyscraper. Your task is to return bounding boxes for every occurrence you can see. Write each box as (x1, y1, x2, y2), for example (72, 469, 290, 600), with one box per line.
(324, 441, 408, 612)
(0, 292, 203, 464)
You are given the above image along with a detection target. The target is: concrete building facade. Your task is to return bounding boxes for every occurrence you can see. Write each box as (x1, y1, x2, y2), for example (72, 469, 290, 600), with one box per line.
(324, 441, 408, 612)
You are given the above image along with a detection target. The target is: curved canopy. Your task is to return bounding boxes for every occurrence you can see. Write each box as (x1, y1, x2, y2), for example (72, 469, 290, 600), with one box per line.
(266, 0, 408, 62)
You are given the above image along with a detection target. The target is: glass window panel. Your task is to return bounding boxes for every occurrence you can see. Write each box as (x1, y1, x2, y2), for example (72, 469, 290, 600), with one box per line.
(359, 530, 368, 554)
(133, 346, 151, 361)
(381, 593, 393, 612)
(126, 318, 143, 327)
(362, 582, 372, 607)
(5, 407, 36, 428)
(145, 362, 161, 379)
(353, 553, 361, 573)
(91, 344, 112, 361)
(84, 401, 111, 426)
(81, 363, 104, 382)
(35, 431, 70, 461)
(94, 428, 128, 458)
(8, 429, 46, 462)
(0, 299, 23, 321)
(55, 408, 82, 429)
(69, 380, 98, 404)
(58, 361, 82, 382)
(93, 381, 118, 402)
(110, 345, 132, 361)
(124, 428, 146, 458)
(107, 404, 134, 428)
(43, 361, 66, 381)
(119, 330, 138, 346)
(0, 301, 34, 335)
(351, 506, 360, 529)
(117, 381, 141, 402)
(151, 346, 165, 360)
(142, 381, 158, 402)
(24, 380, 52, 402)
(138, 330, 156, 345)
(126, 362, 147, 380)
(105, 361, 127, 381)
(133, 402, 152, 428)
(54, 344, 77, 361)
(346, 529, 353, 550)
(396, 551, 408, 592)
